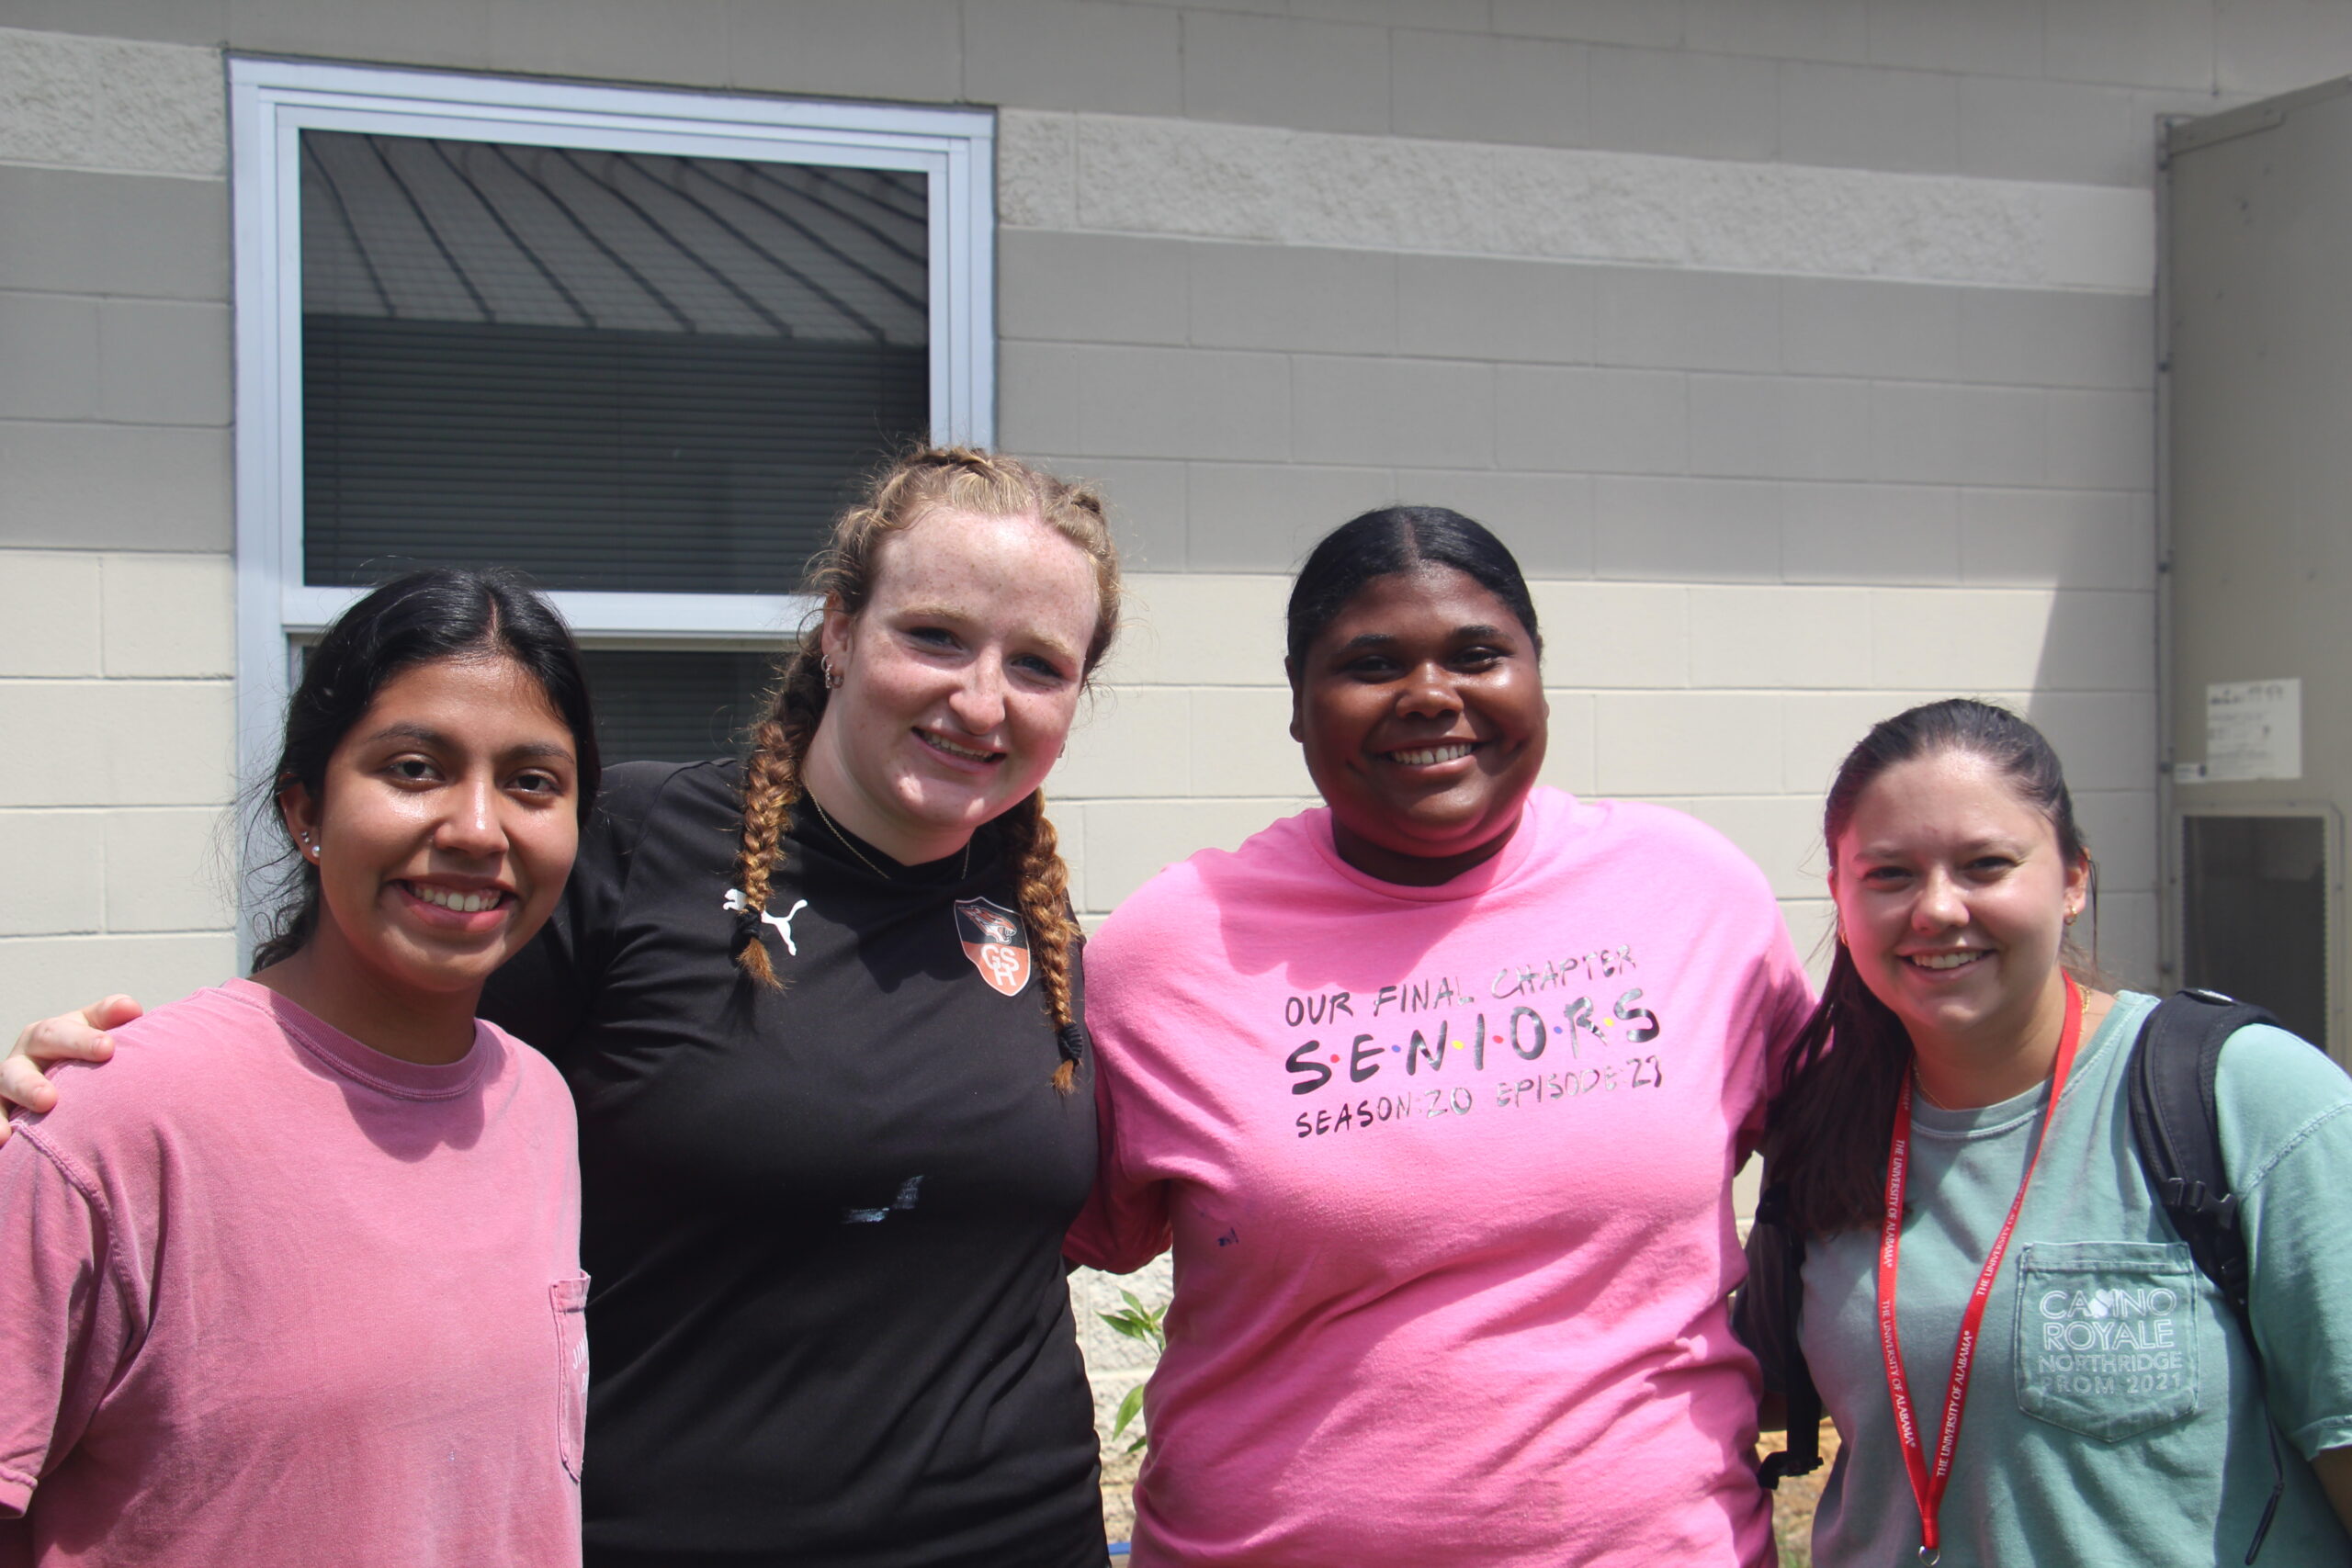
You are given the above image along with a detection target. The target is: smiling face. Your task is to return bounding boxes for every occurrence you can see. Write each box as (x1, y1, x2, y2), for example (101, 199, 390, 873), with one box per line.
(1831, 748, 2089, 1066)
(1290, 563, 1547, 885)
(806, 507, 1102, 865)
(277, 654, 582, 1034)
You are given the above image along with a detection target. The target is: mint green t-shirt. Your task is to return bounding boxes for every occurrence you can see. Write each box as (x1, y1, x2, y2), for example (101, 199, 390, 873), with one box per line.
(1801, 990, 2352, 1566)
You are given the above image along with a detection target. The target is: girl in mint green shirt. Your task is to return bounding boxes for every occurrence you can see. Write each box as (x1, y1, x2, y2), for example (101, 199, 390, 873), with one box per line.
(1763, 700, 2352, 1566)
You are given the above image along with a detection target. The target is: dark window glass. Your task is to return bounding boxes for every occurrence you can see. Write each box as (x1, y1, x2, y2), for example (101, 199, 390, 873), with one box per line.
(299, 131, 928, 593)
(579, 649, 780, 766)
(2182, 813, 2329, 1047)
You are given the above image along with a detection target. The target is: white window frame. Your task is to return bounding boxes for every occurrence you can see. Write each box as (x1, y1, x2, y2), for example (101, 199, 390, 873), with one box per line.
(227, 55, 994, 872)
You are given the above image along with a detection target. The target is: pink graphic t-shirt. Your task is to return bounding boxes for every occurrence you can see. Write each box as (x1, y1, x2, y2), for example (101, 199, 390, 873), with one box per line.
(1068, 789, 1813, 1567)
(0, 978, 584, 1568)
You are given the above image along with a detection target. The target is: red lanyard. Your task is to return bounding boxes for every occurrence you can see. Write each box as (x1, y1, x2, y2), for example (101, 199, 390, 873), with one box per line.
(1877, 975, 2085, 1563)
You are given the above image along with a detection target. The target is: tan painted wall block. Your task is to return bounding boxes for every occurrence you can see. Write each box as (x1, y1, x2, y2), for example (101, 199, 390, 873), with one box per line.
(1687, 584, 1875, 689)
(1781, 690, 1953, 795)
(1111, 573, 1291, 690)
(1187, 686, 1312, 799)
(0, 423, 232, 553)
(0, 931, 235, 1021)
(102, 553, 232, 677)
(1056, 686, 1194, 798)
(0, 680, 233, 807)
(1535, 690, 1598, 796)
(0, 810, 104, 936)
(1077, 797, 1305, 915)
(1650, 793, 1827, 901)
(1869, 587, 2057, 691)
(103, 806, 236, 933)
(0, 551, 101, 675)
(1531, 582, 1691, 689)
(1593, 691, 1784, 796)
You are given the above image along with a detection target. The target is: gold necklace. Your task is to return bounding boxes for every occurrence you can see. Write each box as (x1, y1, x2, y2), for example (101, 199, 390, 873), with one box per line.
(808, 795, 971, 880)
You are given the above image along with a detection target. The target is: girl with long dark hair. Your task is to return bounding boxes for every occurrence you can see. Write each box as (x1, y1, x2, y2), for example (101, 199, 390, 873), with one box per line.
(0, 569, 598, 1566)
(1758, 698, 2352, 1565)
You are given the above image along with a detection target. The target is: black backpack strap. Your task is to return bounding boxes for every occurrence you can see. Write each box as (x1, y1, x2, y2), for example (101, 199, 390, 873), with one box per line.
(2127, 989, 2275, 1331)
(1739, 1182, 1824, 1491)
(2126, 987, 2283, 1562)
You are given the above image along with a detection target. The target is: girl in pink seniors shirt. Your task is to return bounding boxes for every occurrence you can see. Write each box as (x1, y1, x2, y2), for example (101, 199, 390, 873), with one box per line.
(0, 570, 594, 1568)
(1066, 508, 1814, 1568)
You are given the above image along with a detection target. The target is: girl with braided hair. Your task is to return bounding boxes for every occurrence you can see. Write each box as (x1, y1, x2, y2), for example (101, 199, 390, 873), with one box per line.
(5, 449, 1122, 1568)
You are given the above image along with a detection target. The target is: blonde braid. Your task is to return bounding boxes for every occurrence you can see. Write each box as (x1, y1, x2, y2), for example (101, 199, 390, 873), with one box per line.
(732, 646, 827, 988)
(1003, 789, 1086, 1094)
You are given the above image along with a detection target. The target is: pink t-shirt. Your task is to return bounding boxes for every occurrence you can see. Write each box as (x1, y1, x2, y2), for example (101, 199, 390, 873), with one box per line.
(0, 978, 584, 1568)
(1068, 789, 1813, 1568)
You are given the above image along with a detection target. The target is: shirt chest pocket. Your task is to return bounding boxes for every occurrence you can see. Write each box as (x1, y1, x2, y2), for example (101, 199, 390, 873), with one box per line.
(552, 1274, 591, 1482)
(2012, 1241, 2200, 1442)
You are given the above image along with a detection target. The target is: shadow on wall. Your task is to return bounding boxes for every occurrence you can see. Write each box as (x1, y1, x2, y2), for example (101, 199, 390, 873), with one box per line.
(2022, 516, 2161, 989)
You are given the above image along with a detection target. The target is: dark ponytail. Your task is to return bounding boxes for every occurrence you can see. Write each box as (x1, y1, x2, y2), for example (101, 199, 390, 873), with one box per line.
(250, 569, 599, 970)
(1766, 698, 2098, 1235)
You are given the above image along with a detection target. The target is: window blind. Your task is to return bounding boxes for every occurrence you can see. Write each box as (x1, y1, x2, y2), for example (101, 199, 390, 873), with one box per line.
(578, 649, 785, 766)
(299, 130, 930, 595)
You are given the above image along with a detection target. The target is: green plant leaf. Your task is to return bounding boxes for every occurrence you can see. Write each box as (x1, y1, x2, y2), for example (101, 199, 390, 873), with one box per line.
(1111, 1382, 1145, 1440)
(1102, 1291, 1170, 1355)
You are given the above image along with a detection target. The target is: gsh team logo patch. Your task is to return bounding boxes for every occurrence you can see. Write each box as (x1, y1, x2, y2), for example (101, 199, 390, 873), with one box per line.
(954, 897, 1032, 997)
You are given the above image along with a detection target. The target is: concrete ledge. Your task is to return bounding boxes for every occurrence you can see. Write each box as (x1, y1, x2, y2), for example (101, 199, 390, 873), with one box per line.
(0, 28, 222, 178)
(1002, 108, 2156, 292)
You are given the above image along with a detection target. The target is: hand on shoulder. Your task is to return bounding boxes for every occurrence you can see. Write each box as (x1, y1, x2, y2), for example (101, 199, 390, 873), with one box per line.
(0, 996, 136, 1145)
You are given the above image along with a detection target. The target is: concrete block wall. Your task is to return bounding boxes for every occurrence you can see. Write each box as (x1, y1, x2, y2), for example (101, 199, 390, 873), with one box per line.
(1024, 197, 2169, 978)
(0, 27, 238, 1018)
(976, 0, 2352, 991)
(13, 0, 2352, 1011)
(0, 547, 239, 1014)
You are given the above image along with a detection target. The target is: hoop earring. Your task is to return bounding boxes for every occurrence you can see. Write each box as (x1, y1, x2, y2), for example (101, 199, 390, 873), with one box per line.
(820, 655, 843, 692)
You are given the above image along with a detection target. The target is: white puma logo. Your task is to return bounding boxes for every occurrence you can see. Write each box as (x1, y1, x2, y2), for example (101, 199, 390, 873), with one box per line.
(723, 889, 809, 956)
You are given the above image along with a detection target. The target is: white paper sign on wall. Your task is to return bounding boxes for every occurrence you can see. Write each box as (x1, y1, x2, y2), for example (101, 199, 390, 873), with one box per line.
(2199, 678, 2302, 783)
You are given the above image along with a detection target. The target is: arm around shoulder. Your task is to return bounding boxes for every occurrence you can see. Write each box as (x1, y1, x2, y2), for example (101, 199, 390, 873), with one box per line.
(0, 999, 139, 1144)
(1061, 1021, 1173, 1276)
(1056, 874, 1204, 1276)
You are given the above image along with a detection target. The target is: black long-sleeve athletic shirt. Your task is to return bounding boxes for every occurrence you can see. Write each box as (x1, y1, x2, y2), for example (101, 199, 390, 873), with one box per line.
(481, 761, 1103, 1568)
